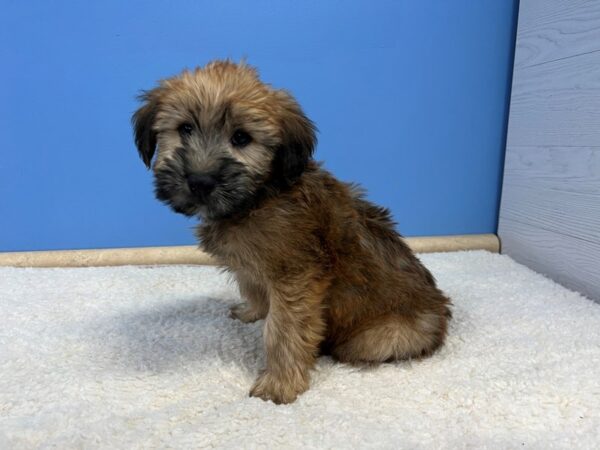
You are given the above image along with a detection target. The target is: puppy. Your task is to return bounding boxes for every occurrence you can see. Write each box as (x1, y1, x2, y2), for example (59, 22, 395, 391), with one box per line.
(132, 60, 451, 404)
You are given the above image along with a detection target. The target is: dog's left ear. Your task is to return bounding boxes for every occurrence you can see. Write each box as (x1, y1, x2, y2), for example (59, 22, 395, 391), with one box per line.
(272, 91, 317, 185)
(131, 89, 161, 169)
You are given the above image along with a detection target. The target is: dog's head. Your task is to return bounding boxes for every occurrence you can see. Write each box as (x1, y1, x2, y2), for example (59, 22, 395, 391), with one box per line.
(132, 60, 316, 220)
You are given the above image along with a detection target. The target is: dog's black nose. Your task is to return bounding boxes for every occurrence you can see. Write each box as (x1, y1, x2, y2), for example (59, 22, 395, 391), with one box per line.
(186, 173, 217, 198)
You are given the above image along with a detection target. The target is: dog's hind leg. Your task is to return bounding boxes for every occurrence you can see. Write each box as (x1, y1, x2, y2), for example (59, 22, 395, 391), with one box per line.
(331, 311, 448, 363)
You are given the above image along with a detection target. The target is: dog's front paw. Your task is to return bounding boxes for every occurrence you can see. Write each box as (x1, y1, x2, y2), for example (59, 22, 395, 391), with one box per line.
(229, 303, 265, 323)
(249, 371, 308, 404)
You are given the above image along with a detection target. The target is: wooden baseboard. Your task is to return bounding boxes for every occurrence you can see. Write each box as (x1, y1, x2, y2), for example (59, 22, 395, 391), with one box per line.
(0, 234, 499, 268)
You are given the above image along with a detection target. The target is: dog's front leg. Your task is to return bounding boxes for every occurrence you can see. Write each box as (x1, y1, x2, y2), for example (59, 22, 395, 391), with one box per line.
(250, 279, 327, 404)
(230, 272, 269, 323)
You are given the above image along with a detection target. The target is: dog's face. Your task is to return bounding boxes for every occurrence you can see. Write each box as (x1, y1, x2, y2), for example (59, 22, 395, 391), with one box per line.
(132, 61, 316, 220)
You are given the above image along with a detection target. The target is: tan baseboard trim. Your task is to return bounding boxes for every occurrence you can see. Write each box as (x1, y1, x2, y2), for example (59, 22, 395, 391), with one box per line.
(0, 234, 499, 268)
(0, 245, 212, 268)
(406, 234, 499, 254)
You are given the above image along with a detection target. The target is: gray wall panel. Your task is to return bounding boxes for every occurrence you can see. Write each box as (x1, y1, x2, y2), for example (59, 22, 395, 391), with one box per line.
(499, 0, 600, 300)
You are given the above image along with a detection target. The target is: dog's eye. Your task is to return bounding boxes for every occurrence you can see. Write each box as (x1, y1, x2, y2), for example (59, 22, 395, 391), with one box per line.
(178, 123, 194, 136)
(231, 130, 252, 148)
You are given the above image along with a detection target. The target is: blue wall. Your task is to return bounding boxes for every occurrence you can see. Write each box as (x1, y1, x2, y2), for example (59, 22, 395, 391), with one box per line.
(0, 1, 518, 252)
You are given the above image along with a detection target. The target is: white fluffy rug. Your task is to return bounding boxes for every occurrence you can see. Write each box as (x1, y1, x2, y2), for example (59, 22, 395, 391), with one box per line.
(1, 251, 600, 449)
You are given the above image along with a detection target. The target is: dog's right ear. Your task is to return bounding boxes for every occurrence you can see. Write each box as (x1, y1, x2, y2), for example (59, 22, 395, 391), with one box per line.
(132, 89, 161, 169)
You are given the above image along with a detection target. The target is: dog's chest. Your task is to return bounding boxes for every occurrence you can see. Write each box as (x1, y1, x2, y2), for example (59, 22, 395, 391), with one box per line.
(197, 220, 267, 272)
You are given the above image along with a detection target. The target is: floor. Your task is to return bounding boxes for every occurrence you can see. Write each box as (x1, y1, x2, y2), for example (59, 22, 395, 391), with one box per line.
(1, 251, 599, 448)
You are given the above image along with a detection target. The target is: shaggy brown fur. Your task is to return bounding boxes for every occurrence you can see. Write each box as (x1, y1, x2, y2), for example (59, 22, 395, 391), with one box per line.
(132, 60, 452, 404)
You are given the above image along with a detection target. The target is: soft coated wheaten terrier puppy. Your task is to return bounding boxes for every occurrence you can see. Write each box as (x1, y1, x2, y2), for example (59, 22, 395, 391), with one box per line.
(132, 60, 452, 404)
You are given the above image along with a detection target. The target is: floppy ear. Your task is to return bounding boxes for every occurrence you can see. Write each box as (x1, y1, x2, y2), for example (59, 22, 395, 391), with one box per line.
(131, 89, 161, 169)
(272, 91, 317, 186)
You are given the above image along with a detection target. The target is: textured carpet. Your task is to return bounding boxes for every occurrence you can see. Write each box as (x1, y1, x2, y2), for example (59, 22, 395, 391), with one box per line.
(1, 251, 599, 449)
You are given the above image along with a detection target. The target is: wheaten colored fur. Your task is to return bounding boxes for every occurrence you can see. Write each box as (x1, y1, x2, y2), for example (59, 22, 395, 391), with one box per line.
(132, 60, 452, 404)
